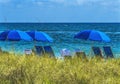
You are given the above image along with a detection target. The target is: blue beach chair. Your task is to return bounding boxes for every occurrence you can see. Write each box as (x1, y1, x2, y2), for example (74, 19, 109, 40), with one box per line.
(35, 46, 44, 56)
(43, 46, 55, 57)
(103, 46, 114, 58)
(92, 47, 103, 58)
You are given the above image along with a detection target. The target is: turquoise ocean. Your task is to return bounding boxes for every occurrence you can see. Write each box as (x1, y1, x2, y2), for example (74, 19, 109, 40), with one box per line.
(0, 23, 120, 57)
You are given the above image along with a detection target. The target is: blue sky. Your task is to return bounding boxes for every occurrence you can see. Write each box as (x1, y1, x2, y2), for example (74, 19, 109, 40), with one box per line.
(0, 0, 120, 22)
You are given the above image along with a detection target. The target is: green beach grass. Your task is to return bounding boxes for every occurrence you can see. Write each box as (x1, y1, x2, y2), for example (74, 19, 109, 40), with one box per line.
(0, 53, 120, 84)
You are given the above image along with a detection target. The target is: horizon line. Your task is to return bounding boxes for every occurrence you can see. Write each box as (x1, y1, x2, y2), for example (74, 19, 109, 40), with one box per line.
(0, 22, 120, 24)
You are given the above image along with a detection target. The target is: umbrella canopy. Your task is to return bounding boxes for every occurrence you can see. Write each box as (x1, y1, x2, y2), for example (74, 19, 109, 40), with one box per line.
(74, 30, 111, 42)
(0, 30, 9, 41)
(26, 31, 53, 42)
(0, 30, 33, 41)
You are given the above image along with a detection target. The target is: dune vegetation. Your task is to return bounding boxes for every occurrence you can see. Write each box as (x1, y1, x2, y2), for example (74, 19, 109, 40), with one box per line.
(0, 52, 120, 84)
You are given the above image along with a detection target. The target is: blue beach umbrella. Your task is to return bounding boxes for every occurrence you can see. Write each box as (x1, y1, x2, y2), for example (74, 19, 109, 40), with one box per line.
(74, 30, 111, 42)
(0, 30, 33, 41)
(26, 31, 53, 42)
(0, 30, 33, 53)
(0, 30, 9, 41)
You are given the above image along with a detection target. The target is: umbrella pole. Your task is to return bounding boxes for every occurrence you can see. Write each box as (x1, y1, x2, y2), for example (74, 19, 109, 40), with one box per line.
(53, 41, 56, 58)
(89, 41, 94, 59)
(12, 41, 15, 56)
(41, 41, 45, 57)
(33, 41, 36, 56)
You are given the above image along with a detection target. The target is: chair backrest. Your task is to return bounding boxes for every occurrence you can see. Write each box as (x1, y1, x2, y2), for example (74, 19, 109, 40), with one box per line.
(92, 47, 103, 57)
(103, 46, 114, 58)
(43, 46, 55, 57)
(35, 46, 44, 56)
(75, 51, 86, 58)
(0, 47, 2, 53)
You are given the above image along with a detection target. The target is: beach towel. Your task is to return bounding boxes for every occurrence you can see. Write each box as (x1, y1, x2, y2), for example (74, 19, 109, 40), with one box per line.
(61, 48, 71, 57)
(24, 49, 32, 55)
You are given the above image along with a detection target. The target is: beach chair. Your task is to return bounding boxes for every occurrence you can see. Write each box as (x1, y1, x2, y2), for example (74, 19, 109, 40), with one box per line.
(75, 49, 87, 59)
(24, 49, 32, 56)
(60, 48, 72, 59)
(103, 46, 114, 58)
(75, 51, 87, 59)
(92, 47, 103, 58)
(0, 47, 9, 55)
(35, 46, 44, 56)
(43, 46, 55, 57)
(0, 47, 2, 53)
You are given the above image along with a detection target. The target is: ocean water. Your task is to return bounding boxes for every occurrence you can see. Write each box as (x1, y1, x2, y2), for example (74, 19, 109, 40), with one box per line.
(0, 23, 120, 57)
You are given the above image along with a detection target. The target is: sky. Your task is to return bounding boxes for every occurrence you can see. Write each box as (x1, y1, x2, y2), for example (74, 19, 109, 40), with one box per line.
(0, 0, 120, 23)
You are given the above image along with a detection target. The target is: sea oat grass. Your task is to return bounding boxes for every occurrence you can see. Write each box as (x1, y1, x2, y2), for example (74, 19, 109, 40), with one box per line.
(0, 53, 120, 84)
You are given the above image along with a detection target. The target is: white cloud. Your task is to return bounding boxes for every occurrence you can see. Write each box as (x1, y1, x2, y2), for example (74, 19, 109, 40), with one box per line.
(0, 0, 120, 7)
(76, 0, 87, 5)
(36, 2, 43, 5)
(0, 0, 11, 3)
(49, 0, 120, 6)
(50, 0, 65, 3)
